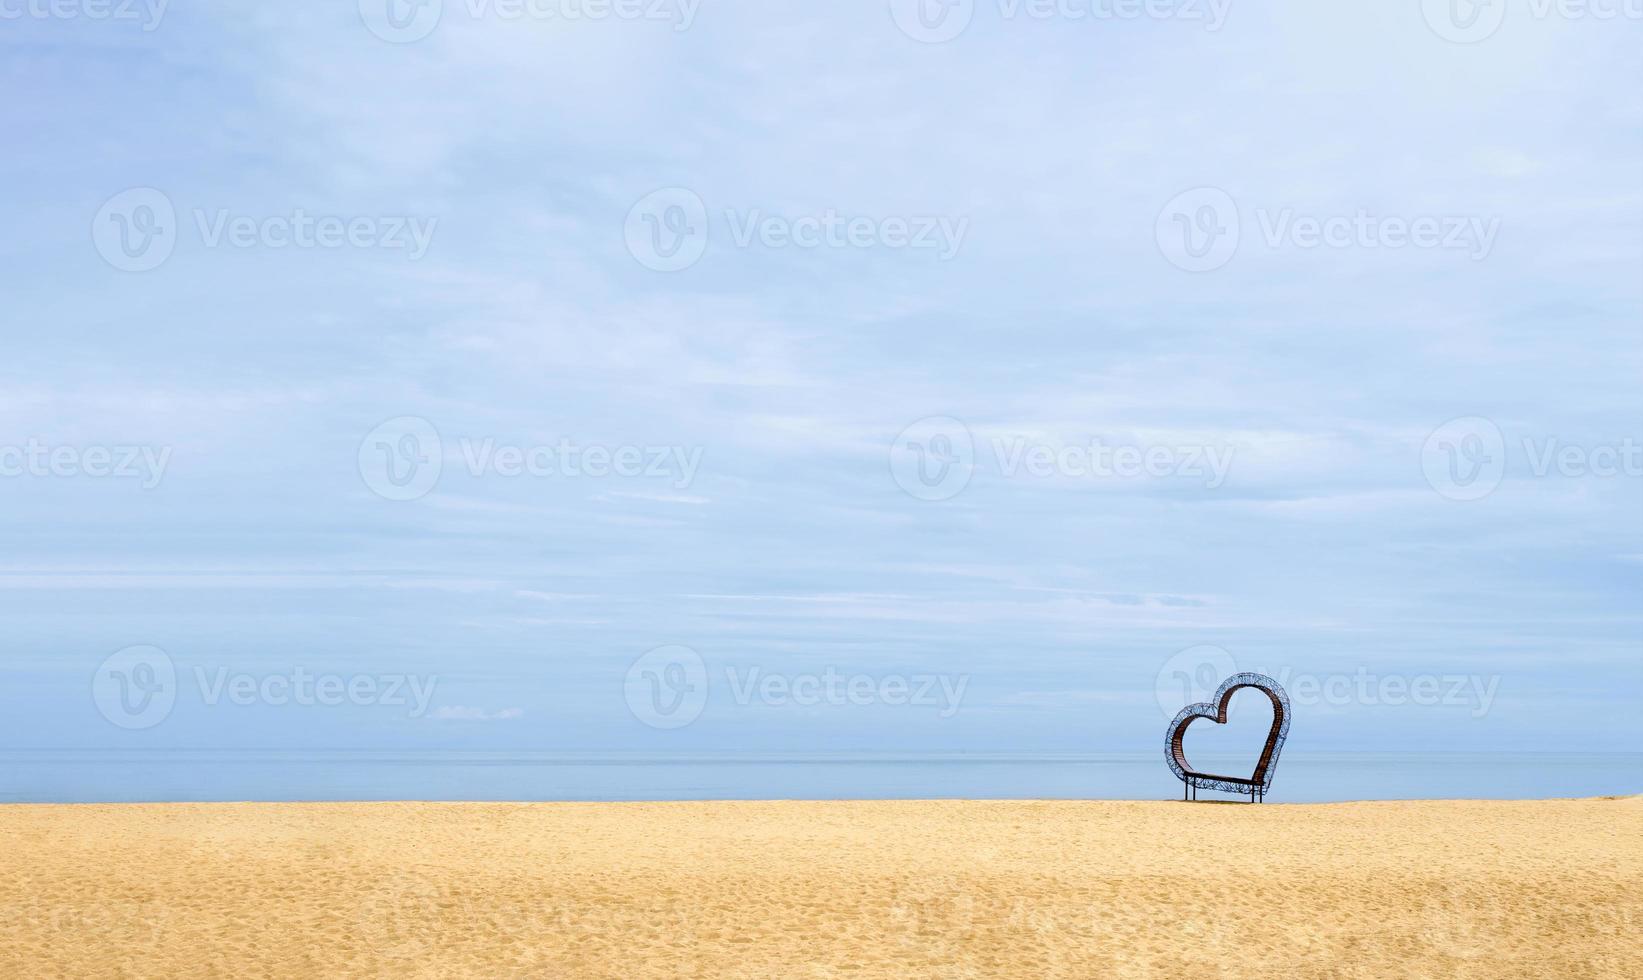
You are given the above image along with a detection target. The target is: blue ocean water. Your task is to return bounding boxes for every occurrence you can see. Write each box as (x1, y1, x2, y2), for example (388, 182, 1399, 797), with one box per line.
(2, 751, 1636, 804)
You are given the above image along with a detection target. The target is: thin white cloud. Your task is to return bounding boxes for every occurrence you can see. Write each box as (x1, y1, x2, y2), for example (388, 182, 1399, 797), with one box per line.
(430, 706, 525, 722)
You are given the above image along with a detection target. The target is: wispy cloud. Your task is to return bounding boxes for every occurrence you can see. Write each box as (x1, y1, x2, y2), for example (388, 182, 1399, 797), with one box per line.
(0, 3, 1636, 764)
(430, 707, 526, 722)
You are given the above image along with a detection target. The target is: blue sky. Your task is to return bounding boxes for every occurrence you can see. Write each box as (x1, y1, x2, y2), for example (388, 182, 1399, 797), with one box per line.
(1, 2, 1639, 769)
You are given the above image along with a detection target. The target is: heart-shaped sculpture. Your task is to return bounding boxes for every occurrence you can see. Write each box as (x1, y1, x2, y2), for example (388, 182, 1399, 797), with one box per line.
(1164, 672, 1290, 801)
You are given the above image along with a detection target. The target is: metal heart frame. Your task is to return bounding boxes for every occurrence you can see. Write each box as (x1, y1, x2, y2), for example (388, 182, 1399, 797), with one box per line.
(1164, 672, 1291, 802)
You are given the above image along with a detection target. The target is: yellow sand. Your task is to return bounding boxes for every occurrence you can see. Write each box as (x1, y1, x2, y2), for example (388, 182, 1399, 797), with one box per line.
(2, 797, 1639, 978)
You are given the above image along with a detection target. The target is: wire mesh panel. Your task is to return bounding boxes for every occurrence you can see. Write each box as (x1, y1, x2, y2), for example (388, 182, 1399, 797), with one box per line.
(1164, 672, 1291, 799)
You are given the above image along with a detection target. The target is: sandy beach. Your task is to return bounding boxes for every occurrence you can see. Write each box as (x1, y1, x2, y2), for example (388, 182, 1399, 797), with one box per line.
(2, 796, 1638, 978)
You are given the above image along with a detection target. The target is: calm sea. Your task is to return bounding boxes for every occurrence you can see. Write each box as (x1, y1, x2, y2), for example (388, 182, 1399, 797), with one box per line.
(2, 751, 1637, 803)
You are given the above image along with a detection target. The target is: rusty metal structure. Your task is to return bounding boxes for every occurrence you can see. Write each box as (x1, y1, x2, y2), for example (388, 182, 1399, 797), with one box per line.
(1164, 672, 1290, 803)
